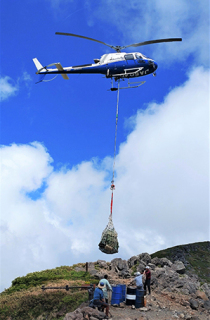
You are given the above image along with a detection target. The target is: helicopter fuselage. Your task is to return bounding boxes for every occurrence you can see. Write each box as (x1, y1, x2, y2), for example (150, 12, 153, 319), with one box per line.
(35, 52, 158, 80)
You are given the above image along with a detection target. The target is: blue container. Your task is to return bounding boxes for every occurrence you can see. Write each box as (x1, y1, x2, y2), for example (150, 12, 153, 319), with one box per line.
(135, 289, 145, 308)
(118, 284, 126, 302)
(111, 286, 122, 305)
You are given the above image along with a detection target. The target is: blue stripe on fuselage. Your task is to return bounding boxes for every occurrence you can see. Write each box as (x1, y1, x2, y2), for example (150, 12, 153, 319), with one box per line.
(39, 59, 156, 76)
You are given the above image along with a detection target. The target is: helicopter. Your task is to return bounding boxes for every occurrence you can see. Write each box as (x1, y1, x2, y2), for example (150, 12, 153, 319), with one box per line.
(33, 32, 182, 89)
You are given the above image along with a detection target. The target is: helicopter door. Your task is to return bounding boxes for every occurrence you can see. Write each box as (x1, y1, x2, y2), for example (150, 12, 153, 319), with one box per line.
(124, 54, 135, 68)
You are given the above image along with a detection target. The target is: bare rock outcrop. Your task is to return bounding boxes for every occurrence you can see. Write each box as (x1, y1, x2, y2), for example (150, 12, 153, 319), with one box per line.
(149, 265, 200, 295)
(201, 283, 210, 298)
(171, 260, 186, 274)
(189, 298, 199, 310)
(64, 306, 106, 320)
(125, 252, 208, 300)
(151, 256, 173, 267)
(61, 249, 210, 320)
(138, 252, 151, 264)
(96, 260, 109, 269)
(111, 258, 130, 278)
(136, 261, 147, 273)
(127, 255, 139, 268)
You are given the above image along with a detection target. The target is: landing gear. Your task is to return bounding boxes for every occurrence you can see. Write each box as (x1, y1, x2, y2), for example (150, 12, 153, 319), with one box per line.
(109, 77, 146, 90)
(153, 72, 157, 77)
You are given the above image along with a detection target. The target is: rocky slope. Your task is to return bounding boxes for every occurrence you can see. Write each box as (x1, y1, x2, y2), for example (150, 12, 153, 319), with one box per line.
(69, 248, 209, 320)
(1, 241, 209, 320)
(151, 241, 210, 284)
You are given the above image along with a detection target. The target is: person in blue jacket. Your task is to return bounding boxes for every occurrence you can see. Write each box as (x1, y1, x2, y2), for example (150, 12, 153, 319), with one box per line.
(100, 275, 112, 303)
(93, 281, 110, 318)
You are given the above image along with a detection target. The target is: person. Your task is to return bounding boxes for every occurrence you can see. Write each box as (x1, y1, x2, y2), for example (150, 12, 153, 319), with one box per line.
(144, 266, 151, 295)
(128, 270, 144, 289)
(93, 281, 110, 318)
(100, 275, 112, 303)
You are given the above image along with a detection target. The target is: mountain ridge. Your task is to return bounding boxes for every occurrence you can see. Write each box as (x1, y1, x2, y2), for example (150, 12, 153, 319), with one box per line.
(151, 241, 210, 284)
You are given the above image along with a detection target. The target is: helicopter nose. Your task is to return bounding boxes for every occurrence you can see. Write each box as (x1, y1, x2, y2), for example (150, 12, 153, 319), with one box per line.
(154, 61, 158, 70)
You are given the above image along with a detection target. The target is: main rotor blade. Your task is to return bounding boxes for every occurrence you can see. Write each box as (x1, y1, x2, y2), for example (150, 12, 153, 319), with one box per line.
(55, 33, 182, 52)
(122, 38, 182, 50)
(55, 32, 115, 50)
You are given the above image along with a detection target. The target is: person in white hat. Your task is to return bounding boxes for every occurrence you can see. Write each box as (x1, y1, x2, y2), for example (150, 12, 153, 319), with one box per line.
(128, 270, 144, 290)
(93, 281, 110, 318)
(144, 266, 151, 295)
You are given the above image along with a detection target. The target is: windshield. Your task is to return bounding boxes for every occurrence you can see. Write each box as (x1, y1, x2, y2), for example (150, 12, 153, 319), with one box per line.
(135, 53, 143, 59)
(100, 54, 109, 64)
(141, 54, 149, 59)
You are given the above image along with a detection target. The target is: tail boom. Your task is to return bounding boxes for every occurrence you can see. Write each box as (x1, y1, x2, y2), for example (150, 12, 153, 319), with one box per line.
(33, 58, 69, 80)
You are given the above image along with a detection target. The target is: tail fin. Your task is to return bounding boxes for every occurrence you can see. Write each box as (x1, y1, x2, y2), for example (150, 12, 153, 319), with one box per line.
(33, 59, 69, 80)
(33, 58, 43, 73)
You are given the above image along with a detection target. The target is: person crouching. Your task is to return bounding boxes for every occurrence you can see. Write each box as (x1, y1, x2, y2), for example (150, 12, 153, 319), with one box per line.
(93, 281, 110, 319)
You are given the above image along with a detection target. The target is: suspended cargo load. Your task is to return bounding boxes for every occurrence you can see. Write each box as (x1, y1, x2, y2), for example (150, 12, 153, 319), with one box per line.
(99, 82, 120, 254)
(98, 214, 119, 254)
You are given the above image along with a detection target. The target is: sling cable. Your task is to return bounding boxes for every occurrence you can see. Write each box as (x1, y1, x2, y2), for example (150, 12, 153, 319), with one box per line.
(98, 81, 120, 254)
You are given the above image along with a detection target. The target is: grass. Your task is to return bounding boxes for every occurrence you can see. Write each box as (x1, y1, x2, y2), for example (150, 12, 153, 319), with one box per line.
(2, 265, 96, 295)
(0, 264, 99, 320)
(0, 289, 88, 320)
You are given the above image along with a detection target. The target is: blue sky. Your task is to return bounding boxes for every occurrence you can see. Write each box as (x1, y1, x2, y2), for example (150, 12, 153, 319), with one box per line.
(0, 0, 209, 292)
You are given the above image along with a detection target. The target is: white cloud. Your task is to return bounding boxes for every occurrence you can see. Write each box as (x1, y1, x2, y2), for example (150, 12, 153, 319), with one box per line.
(0, 76, 18, 101)
(0, 72, 32, 102)
(20, 71, 32, 85)
(114, 66, 209, 249)
(45, 0, 209, 65)
(85, 0, 209, 66)
(0, 67, 209, 291)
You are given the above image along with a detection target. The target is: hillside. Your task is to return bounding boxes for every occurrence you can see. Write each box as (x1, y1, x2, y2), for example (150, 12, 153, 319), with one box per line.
(151, 241, 210, 284)
(0, 241, 210, 320)
(0, 265, 99, 320)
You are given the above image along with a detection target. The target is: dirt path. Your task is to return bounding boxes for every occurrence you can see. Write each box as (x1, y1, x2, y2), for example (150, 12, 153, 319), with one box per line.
(107, 291, 209, 320)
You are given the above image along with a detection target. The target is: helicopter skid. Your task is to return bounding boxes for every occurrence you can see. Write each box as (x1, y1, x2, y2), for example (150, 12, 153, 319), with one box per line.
(109, 78, 146, 90)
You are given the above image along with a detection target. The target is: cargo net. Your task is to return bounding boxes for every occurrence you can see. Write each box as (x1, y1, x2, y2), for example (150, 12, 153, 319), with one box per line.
(98, 215, 119, 254)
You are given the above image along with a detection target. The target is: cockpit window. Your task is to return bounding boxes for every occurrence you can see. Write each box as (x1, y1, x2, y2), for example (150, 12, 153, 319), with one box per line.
(141, 54, 149, 59)
(135, 54, 143, 60)
(125, 54, 134, 60)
